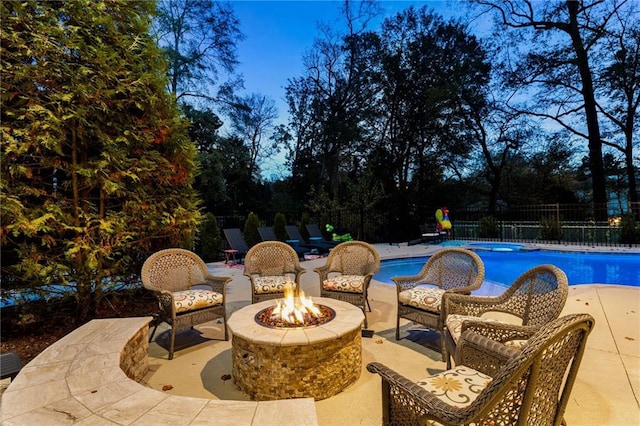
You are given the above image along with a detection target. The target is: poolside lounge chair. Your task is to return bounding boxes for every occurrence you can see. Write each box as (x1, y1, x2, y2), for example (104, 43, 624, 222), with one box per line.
(442, 264, 569, 368)
(141, 248, 232, 360)
(367, 313, 595, 426)
(285, 225, 334, 254)
(306, 223, 340, 246)
(0, 351, 22, 381)
(419, 222, 446, 243)
(258, 226, 308, 258)
(243, 241, 307, 303)
(392, 248, 485, 361)
(314, 241, 380, 328)
(223, 228, 249, 263)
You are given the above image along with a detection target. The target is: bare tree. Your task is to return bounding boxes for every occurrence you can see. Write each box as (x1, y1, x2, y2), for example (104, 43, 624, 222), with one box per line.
(153, 0, 243, 103)
(224, 93, 278, 180)
(474, 0, 635, 214)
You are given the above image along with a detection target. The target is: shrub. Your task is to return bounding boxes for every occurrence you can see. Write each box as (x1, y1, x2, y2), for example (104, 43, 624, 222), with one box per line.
(540, 216, 562, 241)
(273, 212, 288, 241)
(619, 214, 639, 245)
(198, 213, 223, 262)
(244, 212, 262, 247)
(479, 216, 499, 238)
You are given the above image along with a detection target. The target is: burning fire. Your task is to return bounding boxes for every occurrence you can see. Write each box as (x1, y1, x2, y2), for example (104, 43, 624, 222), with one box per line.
(271, 281, 321, 326)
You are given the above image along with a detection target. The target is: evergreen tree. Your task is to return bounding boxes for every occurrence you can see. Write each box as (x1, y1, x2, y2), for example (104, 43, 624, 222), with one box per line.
(1, 0, 201, 320)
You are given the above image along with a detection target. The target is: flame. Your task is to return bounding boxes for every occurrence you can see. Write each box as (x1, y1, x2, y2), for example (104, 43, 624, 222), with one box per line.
(271, 281, 321, 325)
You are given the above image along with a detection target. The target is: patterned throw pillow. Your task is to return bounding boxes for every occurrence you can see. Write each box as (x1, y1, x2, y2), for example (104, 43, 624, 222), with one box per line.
(416, 365, 492, 408)
(398, 286, 444, 313)
(323, 275, 365, 293)
(173, 290, 223, 313)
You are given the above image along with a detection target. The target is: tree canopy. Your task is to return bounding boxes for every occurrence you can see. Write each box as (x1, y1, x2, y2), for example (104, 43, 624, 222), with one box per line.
(1, 0, 201, 319)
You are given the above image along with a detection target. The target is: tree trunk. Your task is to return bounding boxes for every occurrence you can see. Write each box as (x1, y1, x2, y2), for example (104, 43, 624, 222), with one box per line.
(567, 1, 608, 215)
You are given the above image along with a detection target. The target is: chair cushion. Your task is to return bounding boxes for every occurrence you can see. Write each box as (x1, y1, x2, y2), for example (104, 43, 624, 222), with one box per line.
(253, 276, 290, 295)
(398, 286, 444, 313)
(446, 314, 527, 349)
(416, 365, 492, 408)
(173, 289, 223, 313)
(323, 275, 365, 293)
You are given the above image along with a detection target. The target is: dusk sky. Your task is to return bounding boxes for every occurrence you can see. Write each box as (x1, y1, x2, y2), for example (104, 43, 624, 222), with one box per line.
(228, 1, 471, 177)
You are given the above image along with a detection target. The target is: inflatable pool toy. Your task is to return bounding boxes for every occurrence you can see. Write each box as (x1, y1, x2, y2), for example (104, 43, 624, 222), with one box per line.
(435, 207, 452, 234)
(326, 224, 353, 242)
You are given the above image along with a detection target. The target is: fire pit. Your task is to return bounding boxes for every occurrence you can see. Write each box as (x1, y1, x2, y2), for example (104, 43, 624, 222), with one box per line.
(227, 290, 364, 401)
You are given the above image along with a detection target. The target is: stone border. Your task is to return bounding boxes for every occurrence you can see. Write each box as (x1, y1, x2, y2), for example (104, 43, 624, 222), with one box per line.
(0, 317, 317, 425)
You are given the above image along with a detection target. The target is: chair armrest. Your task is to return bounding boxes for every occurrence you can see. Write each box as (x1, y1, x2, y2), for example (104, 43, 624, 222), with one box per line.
(202, 275, 232, 294)
(391, 275, 431, 291)
(443, 292, 503, 318)
(456, 330, 520, 377)
(314, 265, 332, 283)
(155, 289, 176, 318)
(366, 362, 465, 423)
(461, 319, 538, 344)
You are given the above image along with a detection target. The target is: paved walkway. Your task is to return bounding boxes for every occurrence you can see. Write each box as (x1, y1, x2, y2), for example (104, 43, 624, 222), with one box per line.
(141, 243, 639, 425)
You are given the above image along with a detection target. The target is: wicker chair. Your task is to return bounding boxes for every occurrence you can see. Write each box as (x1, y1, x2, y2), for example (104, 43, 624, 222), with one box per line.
(392, 248, 485, 360)
(141, 248, 232, 360)
(243, 241, 307, 303)
(442, 264, 569, 368)
(314, 240, 380, 328)
(367, 313, 595, 426)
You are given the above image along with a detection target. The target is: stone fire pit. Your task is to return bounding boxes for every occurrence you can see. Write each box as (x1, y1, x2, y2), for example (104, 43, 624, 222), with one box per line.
(227, 297, 364, 401)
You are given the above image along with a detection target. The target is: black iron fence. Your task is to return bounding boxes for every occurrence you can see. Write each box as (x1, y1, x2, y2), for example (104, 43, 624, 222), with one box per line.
(215, 202, 640, 249)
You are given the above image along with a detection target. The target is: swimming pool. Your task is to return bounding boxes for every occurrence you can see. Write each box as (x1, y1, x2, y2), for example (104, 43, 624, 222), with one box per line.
(374, 249, 640, 288)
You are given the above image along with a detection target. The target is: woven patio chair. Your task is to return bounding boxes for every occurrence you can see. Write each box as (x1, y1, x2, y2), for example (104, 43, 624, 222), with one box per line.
(367, 313, 595, 426)
(443, 264, 569, 368)
(141, 248, 232, 360)
(392, 248, 485, 360)
(243, 241, 307, 304)
(314, 240, 380, 328)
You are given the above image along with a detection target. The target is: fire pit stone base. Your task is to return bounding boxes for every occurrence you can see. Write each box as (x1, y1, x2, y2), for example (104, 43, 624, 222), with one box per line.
(228, 297, 364, 401)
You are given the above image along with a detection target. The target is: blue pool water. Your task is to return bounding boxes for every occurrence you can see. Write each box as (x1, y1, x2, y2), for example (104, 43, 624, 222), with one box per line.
(374, 250, 640, 287)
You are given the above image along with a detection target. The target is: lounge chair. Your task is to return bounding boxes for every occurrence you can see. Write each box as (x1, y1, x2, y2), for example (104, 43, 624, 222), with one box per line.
(419, 222, 446, 243)
(258, 226, 308, 258)
(285, 225, 334, 254)
(223, 228, 249, 263)
(367, 313, 595, 426)
(306, 223, 340, 246)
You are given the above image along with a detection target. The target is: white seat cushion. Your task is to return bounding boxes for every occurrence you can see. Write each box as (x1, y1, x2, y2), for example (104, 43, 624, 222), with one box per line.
(398, 286, 444, 313)
(323, 275, 365, 293)
(173, 289, 223, 313)
(416, 365, 492, 408)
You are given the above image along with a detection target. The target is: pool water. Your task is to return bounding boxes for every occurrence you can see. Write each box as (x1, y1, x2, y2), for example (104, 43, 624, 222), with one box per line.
(374, 250, 640, 288)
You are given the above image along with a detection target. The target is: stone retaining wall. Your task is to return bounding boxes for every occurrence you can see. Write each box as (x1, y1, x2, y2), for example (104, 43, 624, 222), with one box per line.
(0, 317, 317, 425)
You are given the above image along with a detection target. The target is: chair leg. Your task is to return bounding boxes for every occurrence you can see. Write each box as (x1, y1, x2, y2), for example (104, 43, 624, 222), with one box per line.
(169, 328, 176, 360)
(223, 317, 229, 341)
(366, 297, 372, 312)
(395, 315, 401, 340)
(148, 321, 160, 343)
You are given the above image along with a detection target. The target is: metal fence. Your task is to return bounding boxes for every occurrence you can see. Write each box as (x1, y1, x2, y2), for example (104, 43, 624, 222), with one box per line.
(215, 202, 640, 248)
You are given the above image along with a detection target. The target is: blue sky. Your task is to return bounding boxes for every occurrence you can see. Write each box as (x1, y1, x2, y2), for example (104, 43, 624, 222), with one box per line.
(228, 1, 468, 177)
(231, 1, 465, 122)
